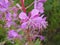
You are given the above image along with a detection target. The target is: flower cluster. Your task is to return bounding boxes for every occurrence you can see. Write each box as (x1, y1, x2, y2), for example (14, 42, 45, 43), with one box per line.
(18, 0, 48, 41)
(8, 30, 22, 40)
(0, 0, 48, 44)
(19, 9, 48, 30)
(8, 30, 19, 38)
(5, 7, 19, 28)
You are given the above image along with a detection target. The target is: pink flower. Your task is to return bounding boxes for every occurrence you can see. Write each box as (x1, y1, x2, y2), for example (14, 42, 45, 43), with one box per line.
(34, 0, 44, 13)
(37, 2, 44, 13)
(38, 0, 47, 3)
(8, 30, 19, 38)
(5, 12, 17, 28)
(8, 30, 22, 40)
(40, 35, 45, 40)
(19, 9, 48, 30)
(5, 12, 12, 21)
(0, 0, 10, 12)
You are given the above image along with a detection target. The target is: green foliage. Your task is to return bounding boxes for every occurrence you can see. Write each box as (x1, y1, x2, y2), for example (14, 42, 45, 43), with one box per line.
(0, 20, 5, 25)
(45, 0, 60, 30)
(44, 0, 60, 45)
(4, 41, 14, 45)
(34, 39, 41, 45)
(14, 0, 20, 5)
(25, 0, 34, 12)
(14, 39, 23, 45)
(0, 27, 6, 42)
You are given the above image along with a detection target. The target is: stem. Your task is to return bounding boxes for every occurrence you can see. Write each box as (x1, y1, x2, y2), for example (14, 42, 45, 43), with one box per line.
(16, 1, 34, 11)
(26, 29, 33, 45)
(27, 29, 31, 42)
(25, 26, 34, 45)
(20, 0, 26, 12)
(16, 3, 22, 11)
(26, 1, 34, 9)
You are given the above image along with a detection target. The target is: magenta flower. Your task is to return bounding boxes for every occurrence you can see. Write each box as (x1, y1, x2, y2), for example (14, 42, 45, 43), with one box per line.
(12, 7, 19, 20)
(39, 35, 45, 40)
(5, 12, 17, 28)
(19, 9, 48, 30)
(37, 2, 44, 13)
(12, 13, 17, 20)
(5, 12, 12, 21)
(34, 0, 44, 13)
(8, 30, 19, 38)
(32, 35, 45, 40)
(38, 0, 47, 3)
(8, 30, 22, 40)
(0, 0, 10, 12)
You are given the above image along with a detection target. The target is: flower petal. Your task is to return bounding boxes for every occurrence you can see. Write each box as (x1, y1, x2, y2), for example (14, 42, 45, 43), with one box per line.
(21, 22, 28, 30)
(37, 2, 44, 13)
(40, 35, 45, 40)
(32, 16, 47, 29)
(6, 12, 12, 21)
(5, 0, 9, 3)
(19, 12, 28, 20)
(38, 0, 47, 3)
(31, 9, 39, 18)
(33, 17, 42, 23)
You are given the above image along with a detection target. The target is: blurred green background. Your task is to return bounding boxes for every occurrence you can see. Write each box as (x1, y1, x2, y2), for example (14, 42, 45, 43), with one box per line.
(0, 0, 60, 45)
